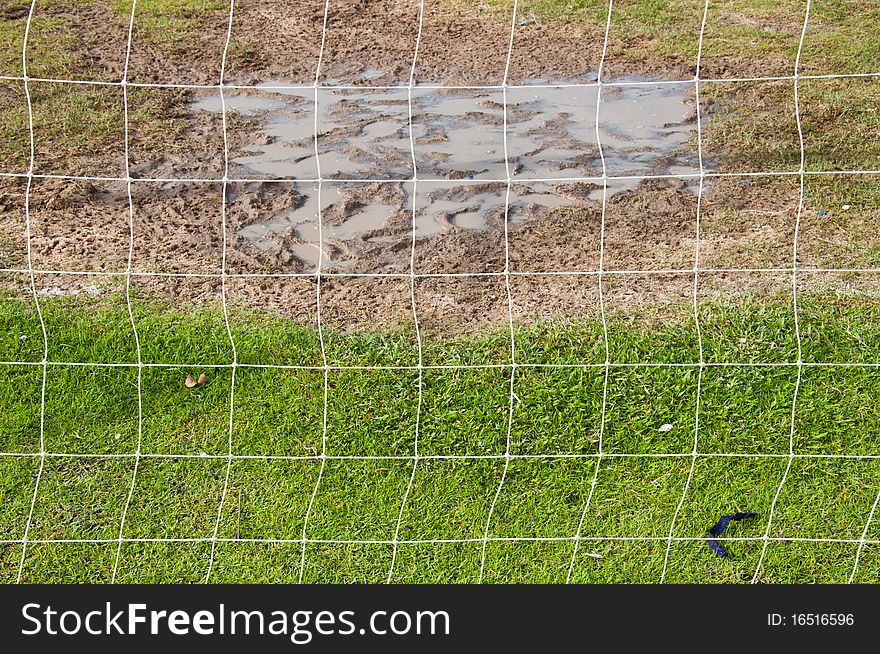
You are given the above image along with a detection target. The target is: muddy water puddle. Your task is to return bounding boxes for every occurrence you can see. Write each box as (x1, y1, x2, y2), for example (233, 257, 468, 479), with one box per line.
(193, 77, 709, 271)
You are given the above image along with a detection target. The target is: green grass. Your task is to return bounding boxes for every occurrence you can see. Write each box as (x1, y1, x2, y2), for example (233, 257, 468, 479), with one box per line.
(700, 76, 880, 176)
(478, 0, 880, 77)
(0, 0, 224, 179)
(2, 291, 880, 583)
(114, 0, 227, 45)
(0, 0, 226, 75)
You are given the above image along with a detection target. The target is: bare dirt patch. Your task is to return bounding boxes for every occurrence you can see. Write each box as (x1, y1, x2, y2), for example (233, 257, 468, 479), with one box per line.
(2, 1, 878, 336)
(2, 170, 859, 338)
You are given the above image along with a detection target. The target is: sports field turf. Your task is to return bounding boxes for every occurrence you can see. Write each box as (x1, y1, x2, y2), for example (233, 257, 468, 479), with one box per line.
(2, 291, 880, 583)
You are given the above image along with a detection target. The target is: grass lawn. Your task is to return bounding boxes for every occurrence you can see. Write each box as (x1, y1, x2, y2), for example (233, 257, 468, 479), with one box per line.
(1, 289, 880, 583)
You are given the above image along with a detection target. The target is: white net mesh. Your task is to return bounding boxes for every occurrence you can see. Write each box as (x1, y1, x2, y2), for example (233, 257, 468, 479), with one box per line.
(3, 0, 880, 584)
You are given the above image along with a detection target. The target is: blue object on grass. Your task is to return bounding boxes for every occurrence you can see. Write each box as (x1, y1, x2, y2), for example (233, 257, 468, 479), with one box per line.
(708, 539, 727, 557)
(707, 512, 757, 558)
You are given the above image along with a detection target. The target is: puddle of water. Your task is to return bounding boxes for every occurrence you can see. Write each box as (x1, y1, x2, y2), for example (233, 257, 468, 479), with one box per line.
(193, 75, 709, 269)
(317, 88, 413, 179)
(195, 76, 698, 183)
(598, 82, 699, 177)
(330, 204, 397, 239)
(506, 86, 600, 178)
(359, 68, 385, 80)
(232, 183, 413, 271)
(506, 81, 699, 178)
(197, 86, 318, 179)
(230, 182, 322, 268)
(416, 185, 507, 236)
(192, 94, 284, 116)
(411, 89, 507, 179)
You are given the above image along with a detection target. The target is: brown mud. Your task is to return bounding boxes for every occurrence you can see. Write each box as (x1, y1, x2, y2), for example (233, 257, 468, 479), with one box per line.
(0, 1, 874, 336)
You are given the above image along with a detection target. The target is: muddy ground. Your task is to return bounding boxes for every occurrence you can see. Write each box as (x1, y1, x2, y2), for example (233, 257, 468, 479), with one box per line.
(0, 0, 876, 336)
(2, 0, 834, 86)
(1, 167, 865, 338)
